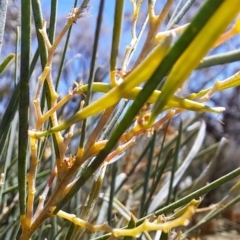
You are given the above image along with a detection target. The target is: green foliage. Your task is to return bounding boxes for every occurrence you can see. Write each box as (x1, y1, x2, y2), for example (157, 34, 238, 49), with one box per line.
(0, 0, 240, 239)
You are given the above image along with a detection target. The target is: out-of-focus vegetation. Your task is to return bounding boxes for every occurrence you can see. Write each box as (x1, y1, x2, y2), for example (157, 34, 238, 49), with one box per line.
(0, 1, 240, 239)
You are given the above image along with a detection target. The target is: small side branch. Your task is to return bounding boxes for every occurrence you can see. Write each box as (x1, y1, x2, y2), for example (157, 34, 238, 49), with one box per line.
(54, 204, 196, 237)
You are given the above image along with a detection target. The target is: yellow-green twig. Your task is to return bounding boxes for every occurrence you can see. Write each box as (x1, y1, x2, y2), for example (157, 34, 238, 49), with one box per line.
(54, 204, 196, 237)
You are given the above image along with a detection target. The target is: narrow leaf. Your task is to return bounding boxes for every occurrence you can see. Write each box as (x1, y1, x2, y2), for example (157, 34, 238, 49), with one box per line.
(0, 53, 15, 74)
(18, 0, 31, 218)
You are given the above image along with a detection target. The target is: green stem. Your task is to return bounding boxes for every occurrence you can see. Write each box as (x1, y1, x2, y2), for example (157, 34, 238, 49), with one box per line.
(19, 0, 31, 217)
(166, 121, 182, 205)
(48, 0, 58, 43)
(198, 49, 240, 69)
(110, 0, 125, 85)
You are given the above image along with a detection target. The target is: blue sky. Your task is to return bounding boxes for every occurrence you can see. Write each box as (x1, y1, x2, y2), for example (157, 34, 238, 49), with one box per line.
(40, 0, 133, 58)
(40, 1, 120, 19)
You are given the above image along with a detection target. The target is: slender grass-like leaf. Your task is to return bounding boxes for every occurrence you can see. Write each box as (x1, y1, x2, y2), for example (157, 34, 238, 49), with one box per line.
(179, 127, 198, 149)
(0, 131, 10, 210)
(161, 116, 200, 155)
(139, 131, 156, 217)
(154, 120, 170, 177)
(150, 125, 198, 179)
(115, 136, 154, 194)
(145, 148, 173, 213)
(167, 0, 184, 29)
(0, 112, 18, 206)
(166, 121, 182, 205)
(29, 48, 39, 75)
(107, 162, 118, 224)
(65, 223, 75, 240)
(0, 53, 15, 74)
(0, 127, 11, 171)
(198, 49, 240, 69)
(52, 217, 58, 240)
(18, 0, 31, 217)
(100, 101, 128, 140)
(193, 142, 219, 160)
(0, 219, 19, 240)
(32, 0, 47, 67)
(8, 221, 20, 240)
(48, 0, 58, 43)
(14, 27, 20, 86)
(2, 169, 50, 195)
(0, 83, 19, 149)
(191, 137, 228, 191)
(109, 0, 124, 86)
(85, 0, 104, 106)
(167, 0, 196, 30)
